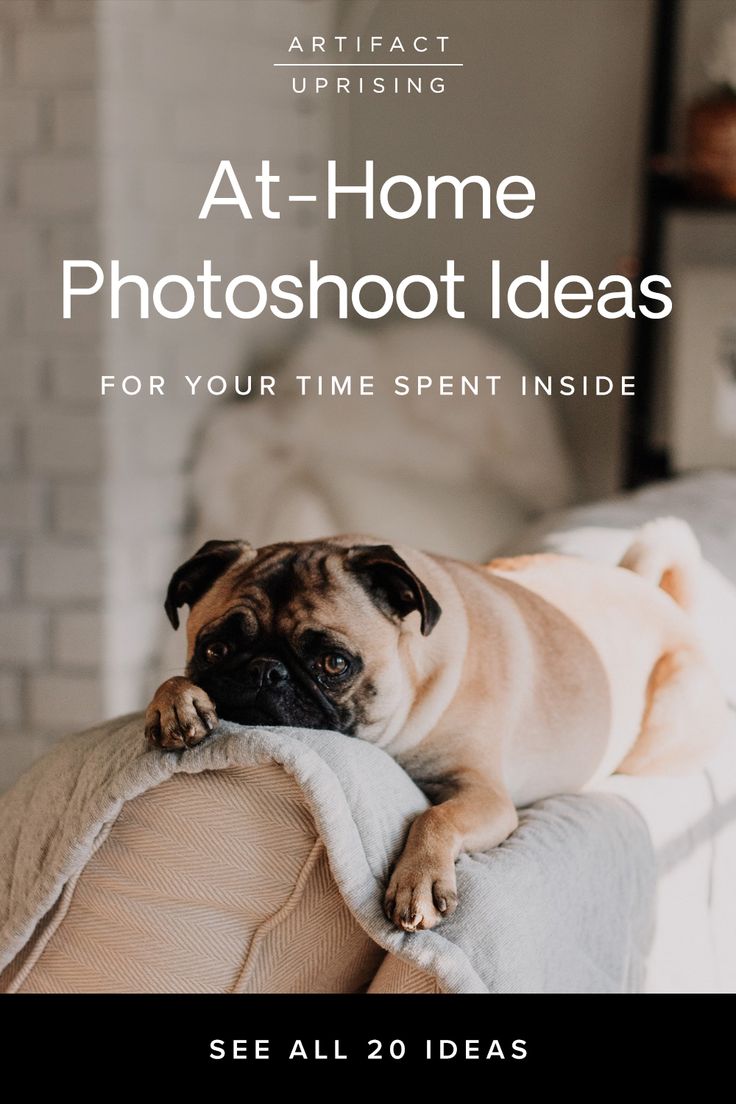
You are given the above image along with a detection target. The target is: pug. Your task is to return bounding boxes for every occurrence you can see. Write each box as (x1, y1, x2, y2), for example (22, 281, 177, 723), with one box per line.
(145, 521, 727, 932)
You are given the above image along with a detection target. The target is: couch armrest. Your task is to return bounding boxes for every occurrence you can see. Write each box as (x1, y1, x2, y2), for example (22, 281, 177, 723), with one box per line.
(4, 761, 384, 994)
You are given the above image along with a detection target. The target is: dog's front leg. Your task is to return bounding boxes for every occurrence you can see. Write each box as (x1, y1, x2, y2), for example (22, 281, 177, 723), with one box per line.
(384, 778, 518, 932)
(145, 676, 218, 750)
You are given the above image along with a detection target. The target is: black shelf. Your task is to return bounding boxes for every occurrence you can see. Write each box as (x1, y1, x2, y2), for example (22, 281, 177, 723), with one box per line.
(624, 0, 736, 489)
(624, 0, 679, 488)
(651, 171, 736, 212)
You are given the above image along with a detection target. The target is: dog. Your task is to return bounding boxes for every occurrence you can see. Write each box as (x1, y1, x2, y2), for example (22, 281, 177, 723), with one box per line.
(145, 519, 728, 932)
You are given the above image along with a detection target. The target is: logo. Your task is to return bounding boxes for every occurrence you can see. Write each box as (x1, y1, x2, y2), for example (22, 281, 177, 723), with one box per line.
(276, 34, 459, 96)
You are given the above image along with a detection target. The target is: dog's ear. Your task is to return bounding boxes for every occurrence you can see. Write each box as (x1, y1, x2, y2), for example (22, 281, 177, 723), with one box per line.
(347, 544, 442, 636)
(164, 539, 253, 630)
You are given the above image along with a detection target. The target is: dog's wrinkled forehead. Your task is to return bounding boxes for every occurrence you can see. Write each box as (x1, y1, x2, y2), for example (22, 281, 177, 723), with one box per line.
(228, 543, 359, 624)
(170, 536, 442, 643)
(187, 541, 367, 637)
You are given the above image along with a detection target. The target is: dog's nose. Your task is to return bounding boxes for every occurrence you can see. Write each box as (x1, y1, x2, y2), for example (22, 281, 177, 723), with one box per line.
(246, 657, 288, 690)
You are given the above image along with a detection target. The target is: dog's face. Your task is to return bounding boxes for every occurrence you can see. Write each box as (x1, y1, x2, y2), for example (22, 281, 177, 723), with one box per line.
(164, 538, 442, 741)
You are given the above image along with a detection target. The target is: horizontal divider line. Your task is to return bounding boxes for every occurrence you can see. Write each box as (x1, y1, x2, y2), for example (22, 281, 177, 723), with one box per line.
(273, 63, 464, 68)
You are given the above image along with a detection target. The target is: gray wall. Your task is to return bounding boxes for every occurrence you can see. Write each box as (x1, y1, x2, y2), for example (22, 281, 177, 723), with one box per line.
(337, 0, 654, 495)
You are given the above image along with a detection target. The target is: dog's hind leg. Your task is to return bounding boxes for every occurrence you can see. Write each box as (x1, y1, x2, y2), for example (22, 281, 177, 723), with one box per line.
(617, 649, 727, 776)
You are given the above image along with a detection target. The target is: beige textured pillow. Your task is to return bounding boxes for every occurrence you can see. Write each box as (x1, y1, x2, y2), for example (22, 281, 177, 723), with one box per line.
(6, 762, 385, 994)
(367, 955, 440, 993)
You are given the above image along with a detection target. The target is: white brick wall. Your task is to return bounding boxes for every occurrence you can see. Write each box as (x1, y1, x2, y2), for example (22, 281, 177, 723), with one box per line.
(0, 478, 46, 535)
(52, 609, 101, 668)
(1, 733, 52, 792)
(52, 1, 95, 24)
(24, 541, 102, 602)
(18, 155, 97, 213)
(0, 546, 15, 599)
(29, 671, 102, 730)
(0, 92, 41, 150)
(27, 409, 102, 474)
(0, 0, 334, 792)
(98, 0, 334, 715)
(52, 90, 95, 150)
(53, 480, 100, 535)
(49, 351, 99, 403)
(0, 221, 44, 277)
(0, 607, 48, 665)
(0, 345, 43, 402)
(0, 673, 22, 727)
(16, 25, 95, 86)
(0, 416, 19, 472)
(0, 0, 102, 791)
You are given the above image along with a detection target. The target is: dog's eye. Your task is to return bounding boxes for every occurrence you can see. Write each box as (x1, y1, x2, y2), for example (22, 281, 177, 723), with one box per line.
(322, 653, 348, 677)
(204, 640, 230, 664)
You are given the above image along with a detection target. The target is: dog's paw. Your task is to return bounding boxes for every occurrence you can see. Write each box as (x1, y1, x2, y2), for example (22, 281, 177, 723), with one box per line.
(145, 676, 218, 751)
(383, 855, 458, 933)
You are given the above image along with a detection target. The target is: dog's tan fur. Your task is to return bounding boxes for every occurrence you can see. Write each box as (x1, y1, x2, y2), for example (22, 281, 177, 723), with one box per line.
(146, 518, 728, 932)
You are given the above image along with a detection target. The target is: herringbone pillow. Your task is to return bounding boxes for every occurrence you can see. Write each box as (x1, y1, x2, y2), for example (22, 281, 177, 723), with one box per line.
(6, 762, 385, 993)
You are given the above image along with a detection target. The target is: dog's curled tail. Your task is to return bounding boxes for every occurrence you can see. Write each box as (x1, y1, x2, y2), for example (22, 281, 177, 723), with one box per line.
(619, 517, 701, 611)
